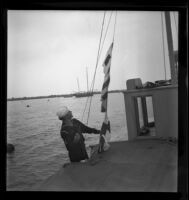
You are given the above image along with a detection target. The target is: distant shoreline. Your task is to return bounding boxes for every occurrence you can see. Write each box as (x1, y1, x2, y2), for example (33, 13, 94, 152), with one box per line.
(7, 90, 125, 101)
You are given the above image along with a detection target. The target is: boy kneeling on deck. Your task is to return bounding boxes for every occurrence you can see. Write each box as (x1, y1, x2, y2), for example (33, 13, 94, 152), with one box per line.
(57, 106, 100, 167)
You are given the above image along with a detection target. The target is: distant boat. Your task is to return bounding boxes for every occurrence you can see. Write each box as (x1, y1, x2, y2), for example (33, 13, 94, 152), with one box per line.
(74, 91, 93, 98)
(26, 105, 30, 107)
(74, 67, 94, 98)
(63, 94, 74, 98)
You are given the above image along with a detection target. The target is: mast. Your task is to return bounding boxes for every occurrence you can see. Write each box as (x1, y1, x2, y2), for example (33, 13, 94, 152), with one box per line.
(77, 78, 80, 93)
(86, 67, 89, 92)
(164, 11, 177, 85)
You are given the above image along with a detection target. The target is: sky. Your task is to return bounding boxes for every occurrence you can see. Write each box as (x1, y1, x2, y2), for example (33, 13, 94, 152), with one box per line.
(7, 10, 178, 98)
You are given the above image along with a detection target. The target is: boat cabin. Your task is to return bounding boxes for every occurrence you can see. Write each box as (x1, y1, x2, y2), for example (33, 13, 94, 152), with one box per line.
(123, 78, 178, 141)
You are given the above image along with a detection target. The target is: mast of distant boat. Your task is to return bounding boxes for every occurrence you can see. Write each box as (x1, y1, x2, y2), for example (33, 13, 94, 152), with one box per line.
(77, 77, 80, 93)
(86, 67, 89, 93)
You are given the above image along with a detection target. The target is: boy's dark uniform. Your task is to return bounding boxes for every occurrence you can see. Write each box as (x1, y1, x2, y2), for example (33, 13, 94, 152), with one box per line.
(60, 118, 99, 162)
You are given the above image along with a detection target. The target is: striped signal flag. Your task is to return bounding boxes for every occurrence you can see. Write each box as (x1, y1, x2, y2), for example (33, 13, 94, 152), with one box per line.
(98, 43, 113, 153)
(101, 42, 113, 112)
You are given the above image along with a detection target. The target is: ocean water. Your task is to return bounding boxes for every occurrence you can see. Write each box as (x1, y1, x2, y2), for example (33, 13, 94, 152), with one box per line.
(7, 93, 129, 191)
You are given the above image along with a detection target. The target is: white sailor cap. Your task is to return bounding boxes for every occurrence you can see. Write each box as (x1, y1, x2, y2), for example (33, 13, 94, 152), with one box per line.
(56, 106, 70, 119)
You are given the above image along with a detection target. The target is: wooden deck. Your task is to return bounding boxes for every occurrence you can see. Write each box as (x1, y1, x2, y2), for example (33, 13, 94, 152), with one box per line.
(36, 139, 177, 191)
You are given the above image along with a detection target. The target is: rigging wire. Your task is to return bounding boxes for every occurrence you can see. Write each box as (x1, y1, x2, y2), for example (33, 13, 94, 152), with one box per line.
(99, 11, 113, 60)
(86, 11, 117, 124)
(112, 11, 118, 43)
(86, 12, 106, 125)
(81, 79, 92, 121)
(81, 11, 106, 124)
(104, 11, 117, 117)
(161, 12, 167, 80)
(81, 11, 117, 124)
(81, 69, 92, 122)
(98, 10, 117, 69)
(81, 11, 112, 122)
(81, 11, 113, 122)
